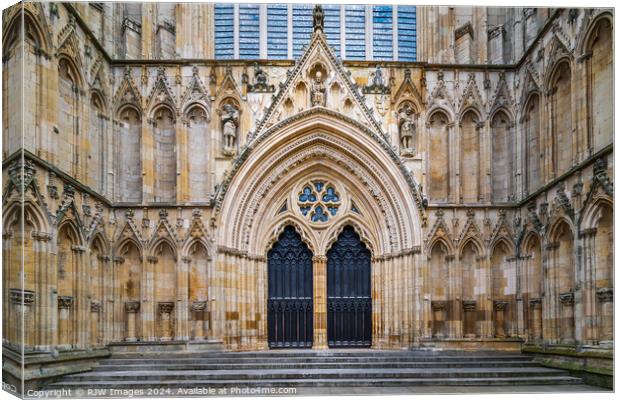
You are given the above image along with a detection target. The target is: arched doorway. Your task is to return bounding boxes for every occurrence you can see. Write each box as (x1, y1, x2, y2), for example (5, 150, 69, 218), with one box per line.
(327, 226, 372, 347)
(267, 226, 313, 348)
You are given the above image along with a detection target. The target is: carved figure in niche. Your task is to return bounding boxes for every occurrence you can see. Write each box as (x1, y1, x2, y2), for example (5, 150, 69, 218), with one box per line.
(310, 71, 326, 107)
(398, 103, 416, 152)
(221, 103, 239, 153)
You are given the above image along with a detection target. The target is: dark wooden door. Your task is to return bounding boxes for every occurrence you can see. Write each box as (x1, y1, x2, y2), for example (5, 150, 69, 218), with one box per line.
(327, 226, 372, 347)
(267, 226, 313, 348)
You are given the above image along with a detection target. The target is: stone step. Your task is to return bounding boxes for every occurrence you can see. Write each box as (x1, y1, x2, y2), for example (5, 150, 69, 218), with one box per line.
(47, 375, 583, 389)
(107, 350, 528, 359)
(101, 355, 534, 364)
(93, 361, 541, 371)
(59, 367, 571, 382)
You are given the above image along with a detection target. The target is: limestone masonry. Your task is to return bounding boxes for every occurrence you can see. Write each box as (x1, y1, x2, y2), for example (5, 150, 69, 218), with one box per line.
(1, 2, 614, 392)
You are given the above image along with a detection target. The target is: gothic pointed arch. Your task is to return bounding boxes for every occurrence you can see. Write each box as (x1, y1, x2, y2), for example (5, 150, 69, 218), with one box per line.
(114, 69, 143, 115)
(181, 67, 211, 118)
(489, 73, 515, 118)
(2, 2, 52, 57)
(457, 73, 485, 120)
(216, 111, 422, 257)
(392, 68, 424, 110)
(147, 67, 177, 115)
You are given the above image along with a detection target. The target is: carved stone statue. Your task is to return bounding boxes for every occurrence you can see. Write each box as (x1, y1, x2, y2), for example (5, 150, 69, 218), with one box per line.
(313, 5, 324, 32)
(310, 71, 326, 107)
(398, 103, 416, 151)
(373, 65, 385, 88)
(221, 103, 239, 152)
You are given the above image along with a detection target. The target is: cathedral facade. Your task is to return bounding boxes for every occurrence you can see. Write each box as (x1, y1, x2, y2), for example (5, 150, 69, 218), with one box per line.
(2, 2, 614, 390)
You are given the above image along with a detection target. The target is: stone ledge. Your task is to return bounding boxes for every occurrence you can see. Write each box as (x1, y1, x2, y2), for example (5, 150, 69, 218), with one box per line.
(418, 338, 524, 352)
(107, 339, 224, 354)
(2, 345, 110, 393)
(522, 344, 613, 389)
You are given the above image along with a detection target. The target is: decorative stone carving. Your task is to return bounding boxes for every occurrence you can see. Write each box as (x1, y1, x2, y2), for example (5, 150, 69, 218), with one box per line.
(313, 4, 324, 32)
(529, 298, 542, 309)
(397, 102, 416, 152)
(90, 301, 102, 313)
(364, 65, 390, 95)
(221, 103, 239, 155)
(159, 302, 174, 314)
(247, 63, 274, 93)
(462, 300, 477, 311)
(8, 158, 36, 194)
(494, 300, 508, 311)
(559, 292, 575, 306)
(455, 22, 474, 40)
(55, 184, 75, 222)
(596, 287, 613, 303)
(310, 71, 326, 107)
(431, 301, 446, 311)
(10, 289, 35, 305)
(191, 301, 207, 313)
(124, 301, 140, 313)
(58, 296, 74, 309)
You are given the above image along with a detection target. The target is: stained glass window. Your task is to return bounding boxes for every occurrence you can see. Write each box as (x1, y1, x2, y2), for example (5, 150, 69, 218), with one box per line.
(297, 181, 341, 223)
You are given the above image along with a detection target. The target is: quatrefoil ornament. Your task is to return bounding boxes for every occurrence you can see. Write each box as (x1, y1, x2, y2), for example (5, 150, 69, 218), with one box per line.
(297, 181, 341, 223)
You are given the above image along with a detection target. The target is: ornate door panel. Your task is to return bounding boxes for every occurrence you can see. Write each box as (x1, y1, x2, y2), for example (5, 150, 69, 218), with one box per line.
(267, 226, 313, 348)
(327, 226, 372, 347)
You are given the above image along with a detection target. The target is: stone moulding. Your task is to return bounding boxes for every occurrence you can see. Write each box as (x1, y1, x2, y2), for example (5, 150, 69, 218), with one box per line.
(213, 108, 428, 229)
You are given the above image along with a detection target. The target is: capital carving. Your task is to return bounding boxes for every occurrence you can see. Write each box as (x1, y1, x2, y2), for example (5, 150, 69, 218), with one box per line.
(158, 302, 174, 314)
(529, 298, 542, 309)
(146, 255, 158, 263)
(32, 231, 52, 242)
(431, 301, 447, 311)
(494, 300, 508, 311)
(559, 292, 574, 306)
(124, 301, 140, 313)
(312, 255, 327, 263)
(90, 301, 102, 313)
(71, 245, 87, 253)
(58, 295, 74, 309)
(191, 301, 207, 312)
(10, 289, 35, 305)
(596, 287, 613, 303)
(462, 300, 477, 311)
(579, 228, 597, 238)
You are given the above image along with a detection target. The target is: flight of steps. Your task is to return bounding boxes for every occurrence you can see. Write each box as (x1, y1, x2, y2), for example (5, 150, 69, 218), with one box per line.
(46, 350, 583, 391)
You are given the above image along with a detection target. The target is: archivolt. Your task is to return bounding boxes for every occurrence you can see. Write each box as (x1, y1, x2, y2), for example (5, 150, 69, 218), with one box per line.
(217, 113, 422, 256)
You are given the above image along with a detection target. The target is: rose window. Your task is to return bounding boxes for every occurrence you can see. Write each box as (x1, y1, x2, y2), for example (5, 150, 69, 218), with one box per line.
(298, 181, 341, 223)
